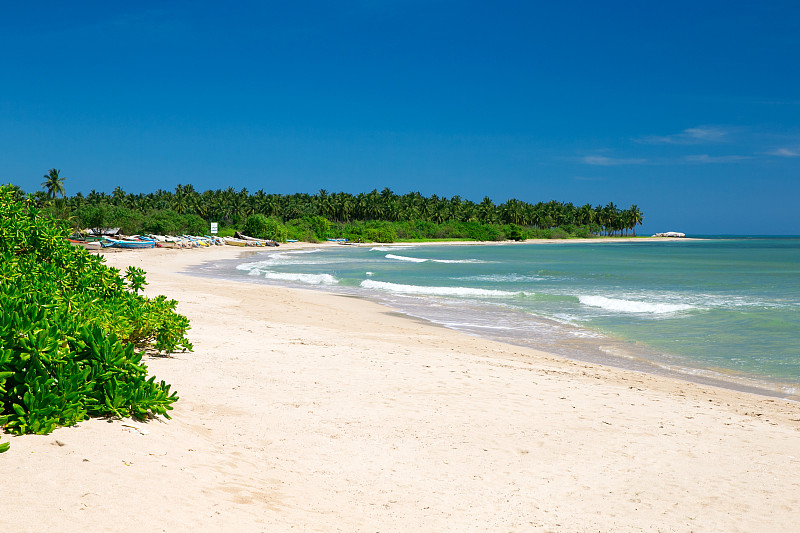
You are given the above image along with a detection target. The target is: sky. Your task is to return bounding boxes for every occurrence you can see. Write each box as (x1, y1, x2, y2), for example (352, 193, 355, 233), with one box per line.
(1, 1, 799, 234)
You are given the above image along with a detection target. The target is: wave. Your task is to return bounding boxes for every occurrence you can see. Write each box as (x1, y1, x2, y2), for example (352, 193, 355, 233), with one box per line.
(360, 279, 519, 297)
(236, 261, 269, 271)
(431, 258, 489, 264)
(385, 254, 428, 263)
(370, 246, 414, 252)
(260, 271, 339, 285)
(385, 253, 488, 264)
(578, 295, 694, 314)
(456, 273, 545, 282)
(437, 321, 516, 330)
(236, 252, 348, 269)
(239, 264, 338, 285)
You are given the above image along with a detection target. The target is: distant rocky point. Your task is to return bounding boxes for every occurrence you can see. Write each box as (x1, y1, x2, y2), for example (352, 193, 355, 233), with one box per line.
(652, 232, 686, 238)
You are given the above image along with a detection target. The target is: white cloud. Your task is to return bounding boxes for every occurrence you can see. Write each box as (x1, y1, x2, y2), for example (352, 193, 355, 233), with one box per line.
(683, 154, 750, 163)
(581, 155, 647, 166)
(638, 126, 731, 145)
(766, 148, 800, 157)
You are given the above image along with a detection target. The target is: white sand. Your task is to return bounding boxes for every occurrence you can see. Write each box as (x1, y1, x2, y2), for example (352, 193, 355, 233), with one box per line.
(3, 244, 799, 532)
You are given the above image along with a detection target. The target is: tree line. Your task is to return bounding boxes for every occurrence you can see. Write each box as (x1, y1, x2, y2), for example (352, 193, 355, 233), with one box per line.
(12, 169, 645, 240)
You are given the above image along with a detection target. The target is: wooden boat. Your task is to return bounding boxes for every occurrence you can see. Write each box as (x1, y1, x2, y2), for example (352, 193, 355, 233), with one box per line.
(68, 239, 103, 250)
(103, 237, 155, 249)
(224, 237, 249, 247)
(184, 235, 211, 247)
(234, 232, 279, 247)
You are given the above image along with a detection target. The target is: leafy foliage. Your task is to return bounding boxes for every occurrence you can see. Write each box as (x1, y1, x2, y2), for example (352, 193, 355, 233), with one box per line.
(24, 183, 643, 239)
(0, 185, 191, 451)
(243, 214, 288, 241)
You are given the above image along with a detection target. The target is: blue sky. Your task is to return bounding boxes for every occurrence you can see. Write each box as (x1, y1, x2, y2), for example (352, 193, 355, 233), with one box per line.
(2, 1, 799, 234)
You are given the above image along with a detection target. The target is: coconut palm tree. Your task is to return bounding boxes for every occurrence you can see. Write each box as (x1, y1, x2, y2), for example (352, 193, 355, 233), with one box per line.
(41, 168, 65, 200)
(627, 205, 644, 236)
(477, 197, 496, 223)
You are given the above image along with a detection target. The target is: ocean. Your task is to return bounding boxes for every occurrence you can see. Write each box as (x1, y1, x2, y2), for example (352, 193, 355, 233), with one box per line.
(193, 237, 800, 399)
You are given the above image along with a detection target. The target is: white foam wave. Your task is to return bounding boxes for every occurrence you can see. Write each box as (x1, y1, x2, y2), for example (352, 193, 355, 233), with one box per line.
(261, 271, 339, 285)
(237, 252, 349, 269)
(385, 253, 487, 264)
(431, 258, 489, 264)
(456, 274, 544, 282)
(361, 279, 518, 297)
(579, 295, 694, 314)
(283, 249, 322, 255)
(371, 246, 414, 252)
(236, 261, 269, 271)
(385, 254, 428, 263)
(438, 321, 516, 330)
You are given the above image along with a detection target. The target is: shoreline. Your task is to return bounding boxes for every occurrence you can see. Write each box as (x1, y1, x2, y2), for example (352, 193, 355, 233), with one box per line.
(195, 240, 799, 402)
(4, 244, 800, 531)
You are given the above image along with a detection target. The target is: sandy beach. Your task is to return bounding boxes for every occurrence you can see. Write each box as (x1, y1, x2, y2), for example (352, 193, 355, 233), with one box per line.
(3, 243, 800, 532)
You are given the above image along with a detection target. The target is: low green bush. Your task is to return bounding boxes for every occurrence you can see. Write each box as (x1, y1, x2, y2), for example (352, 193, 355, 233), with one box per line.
(286, 218, 319, 243)
(141, 210, 207, 236)
(0, 185, 191, 452)
(364, 225, 397, 243)
(243, 214, 288, 241)
(502, 224, 525, 241)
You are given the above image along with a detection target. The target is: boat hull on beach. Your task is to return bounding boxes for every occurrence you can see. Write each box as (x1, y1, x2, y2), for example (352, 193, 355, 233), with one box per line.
(103, 237, 155, 249)
(68, 239, 103, 250)
(224, 237, 249, 247)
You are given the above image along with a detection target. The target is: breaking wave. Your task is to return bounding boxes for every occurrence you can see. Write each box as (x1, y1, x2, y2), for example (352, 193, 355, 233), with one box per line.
(578, 295, 695, 314)
(260, 271, 339, 285)
(360, 279, 519, 297)
(385, 254, 428, 263)
(384, 254, 488, 264)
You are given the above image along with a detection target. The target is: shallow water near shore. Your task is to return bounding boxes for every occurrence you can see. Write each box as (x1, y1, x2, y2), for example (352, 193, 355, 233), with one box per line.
(192, 237, 800, 399)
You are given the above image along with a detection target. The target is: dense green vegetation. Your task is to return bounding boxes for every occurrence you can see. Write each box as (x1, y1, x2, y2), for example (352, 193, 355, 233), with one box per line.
(17, 181, 643, 242)
(0, 185, 192, 452)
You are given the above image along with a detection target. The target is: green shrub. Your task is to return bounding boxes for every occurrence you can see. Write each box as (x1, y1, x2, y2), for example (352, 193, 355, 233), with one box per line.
(0, 186, 191, 452)
(463, 222, 502, 241)
(364, 225, 397, 243)
(141, 210, 207, 236)
(243, 214, 288, 241)
(105, 206, 144, 235)
(304, 215, 331, 240)
(286, 218, 319, 242)
(572, 225, 592, 238)
(503, 224, 525, 241)
(75, 203, 111, 229)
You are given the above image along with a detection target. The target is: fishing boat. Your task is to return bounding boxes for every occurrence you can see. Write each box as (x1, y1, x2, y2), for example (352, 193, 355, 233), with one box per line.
(224, 237, 249, 247)
(68, 239, 103, 250)
(103, 237, 155, 249)
(234, 232, 279, 246)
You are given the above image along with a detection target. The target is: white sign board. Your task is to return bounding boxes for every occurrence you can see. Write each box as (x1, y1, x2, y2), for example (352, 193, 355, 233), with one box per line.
(210, 222, 218, 234)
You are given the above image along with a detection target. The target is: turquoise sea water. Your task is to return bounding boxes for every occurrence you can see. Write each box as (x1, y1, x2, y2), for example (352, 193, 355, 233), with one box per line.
(196, 237, 800, 398)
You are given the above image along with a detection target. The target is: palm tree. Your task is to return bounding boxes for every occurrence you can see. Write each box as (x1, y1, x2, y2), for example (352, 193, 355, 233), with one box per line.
(627, 205, 644, 236)
(478, 197, 496, 223)
(41, 168, 65, 200)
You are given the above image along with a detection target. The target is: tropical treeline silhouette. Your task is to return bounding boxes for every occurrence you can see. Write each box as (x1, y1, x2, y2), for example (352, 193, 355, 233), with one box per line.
(22, 175, 644, 241)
